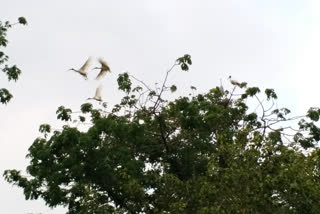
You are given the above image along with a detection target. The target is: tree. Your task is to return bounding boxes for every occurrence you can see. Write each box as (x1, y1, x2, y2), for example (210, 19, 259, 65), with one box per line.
(4, 55, 320, 213)
(0, 17, 27, 104)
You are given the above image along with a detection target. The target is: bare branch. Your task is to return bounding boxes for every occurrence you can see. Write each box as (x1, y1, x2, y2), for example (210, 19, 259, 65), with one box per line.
(152, 62, 178, 112)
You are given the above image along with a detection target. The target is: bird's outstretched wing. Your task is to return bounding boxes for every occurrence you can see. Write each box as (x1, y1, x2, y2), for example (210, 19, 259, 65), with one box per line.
(98, 58, 110, 71)
(79, 57, 92, 73)
(96, 58, 111, 80)
(96, 71, 107, 80)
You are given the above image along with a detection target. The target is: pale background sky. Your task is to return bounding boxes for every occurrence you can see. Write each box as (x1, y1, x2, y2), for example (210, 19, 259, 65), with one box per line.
(1, 0, 320, 213)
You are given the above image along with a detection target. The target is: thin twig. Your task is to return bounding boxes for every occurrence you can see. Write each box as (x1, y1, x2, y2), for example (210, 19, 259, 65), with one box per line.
(152, 63, 178, 112)
(130, 74, 153, 92)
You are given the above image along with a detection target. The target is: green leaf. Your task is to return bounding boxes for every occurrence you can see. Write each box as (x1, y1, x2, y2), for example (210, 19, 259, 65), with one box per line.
(3, 65, 21, 81)
(265, 88, 277, 100)
(81, 103, 93, 113)
(149, 90, 156, 96)
(190, 86, 197, 90)
(239, 82, 247, 88)
(245, 87, 260, 97)
(39, 124, 51, 138)
(181, 63, 189, 71)
(170, 85, 177, 93)
(0, 88, 13, 104)
(307, 108, 320, 121)
(176, 54, 192, 71)
(56, 106, 72, 121)
(39, 124, 51, 133)
(18, 17, 27, 25)
(79, 116, 86, 122)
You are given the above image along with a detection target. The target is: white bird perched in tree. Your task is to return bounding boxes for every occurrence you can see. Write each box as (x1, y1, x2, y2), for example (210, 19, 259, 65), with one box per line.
(92, 58, 111, 80)
(219, 78, 224, 93)
(87, 85, 103, 102)
(228, 75, 241, 87)
(68, 57, 92, 80)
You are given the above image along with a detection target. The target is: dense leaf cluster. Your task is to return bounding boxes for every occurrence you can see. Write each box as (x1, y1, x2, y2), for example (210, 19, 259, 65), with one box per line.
(4, 56, 320, 213)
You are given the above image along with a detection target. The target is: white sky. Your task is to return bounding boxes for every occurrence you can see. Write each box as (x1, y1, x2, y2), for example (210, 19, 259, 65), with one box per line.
(1, 0, 320, 213)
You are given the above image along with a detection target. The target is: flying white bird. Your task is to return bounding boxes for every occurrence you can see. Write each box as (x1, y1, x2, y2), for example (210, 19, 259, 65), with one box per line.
(228, 76, 241, 87)
(68, 57, 92, 80)
(93, 58, 111, 80)
(87, 85, 103, 102)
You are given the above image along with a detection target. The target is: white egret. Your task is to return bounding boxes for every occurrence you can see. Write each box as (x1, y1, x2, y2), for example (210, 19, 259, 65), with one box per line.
(228, 75, 241, 87)
(87, 85, 103, 102)
(93, 58, 111, 80)
(219, 78, 224, 93)
(68, 57, 92, 80)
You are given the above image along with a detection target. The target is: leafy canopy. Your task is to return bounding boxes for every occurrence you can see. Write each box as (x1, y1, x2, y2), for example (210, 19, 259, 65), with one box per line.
(4, 55, 320, 213)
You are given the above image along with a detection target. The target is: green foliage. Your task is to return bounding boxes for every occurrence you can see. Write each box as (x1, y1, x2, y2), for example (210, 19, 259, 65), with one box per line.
(39, 124, 51, 138)
(307, 107, 320, 122)
(245, 87, 260, 97)
(170, 85, 177, 93)
(3, 65, 21, 81)
(265, 88, 277, 100)
(5, 55, 320, 213)
(117, 72, 132, 93)
(149, 90, 156, 96)
(18, 17, 28, 25)
(0, 88, 13, 104)
(0, 17, 27, 104)
(239, 82, 247, 88)
(176, 54, 192, 71)
(56, 106, 72, 121)
(80, 103, 93, 113)
(79, 116, 86, 122)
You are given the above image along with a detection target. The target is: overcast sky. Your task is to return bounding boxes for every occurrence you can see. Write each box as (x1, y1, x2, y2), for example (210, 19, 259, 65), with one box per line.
(1, 0, 320, 213)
